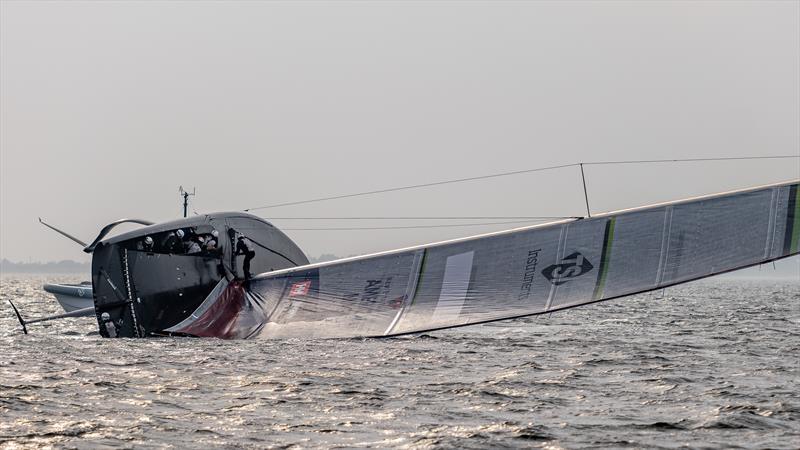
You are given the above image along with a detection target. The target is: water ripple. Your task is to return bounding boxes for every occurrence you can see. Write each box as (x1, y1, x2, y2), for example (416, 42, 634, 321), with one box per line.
(0, 275, 798, 448)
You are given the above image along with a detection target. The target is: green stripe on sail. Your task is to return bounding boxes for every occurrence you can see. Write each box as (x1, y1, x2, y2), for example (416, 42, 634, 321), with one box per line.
(593, 217, 616, 300)
(407, 249, 428, 307)
(791, 186, 800, 254)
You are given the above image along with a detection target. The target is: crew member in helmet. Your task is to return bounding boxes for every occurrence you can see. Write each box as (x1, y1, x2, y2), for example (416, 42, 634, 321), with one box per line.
(145, 236, 154, 251)
(235, 233, 256, 280)
(161, 229, 184, 254)
(186, 235, 203, 255)
(205, 229, 219, 252)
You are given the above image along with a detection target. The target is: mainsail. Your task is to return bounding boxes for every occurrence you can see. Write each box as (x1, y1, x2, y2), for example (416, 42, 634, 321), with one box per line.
(166, 180, 800, 339)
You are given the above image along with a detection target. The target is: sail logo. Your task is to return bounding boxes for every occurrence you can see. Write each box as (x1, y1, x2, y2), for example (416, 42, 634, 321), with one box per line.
(518, 248, 542, 301)
(362, 277, 393, 302)
(541, 252, 594, 285)
(289, 281, 311, 297)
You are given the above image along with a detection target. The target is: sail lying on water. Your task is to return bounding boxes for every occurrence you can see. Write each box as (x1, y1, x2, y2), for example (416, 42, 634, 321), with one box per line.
(166, 180, 800, 339)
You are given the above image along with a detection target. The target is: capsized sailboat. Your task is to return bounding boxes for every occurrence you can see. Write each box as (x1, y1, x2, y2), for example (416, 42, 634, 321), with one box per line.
(13, 180, 800, 338)
(93, 179, 799, 339)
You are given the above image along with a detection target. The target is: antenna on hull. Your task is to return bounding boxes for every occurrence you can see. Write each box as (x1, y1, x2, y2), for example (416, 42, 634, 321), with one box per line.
(179, 186, 196, 218)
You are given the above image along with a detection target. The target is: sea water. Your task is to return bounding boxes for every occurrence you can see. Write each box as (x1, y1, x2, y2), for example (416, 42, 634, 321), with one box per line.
(1, 275, 798, 448)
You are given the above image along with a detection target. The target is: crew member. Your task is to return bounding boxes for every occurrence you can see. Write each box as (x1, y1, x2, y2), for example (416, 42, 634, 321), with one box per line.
(186, 236, 203, 254)
(235, 234, 256, 280)
(161, 230, 183, 254)
(205, 230, 219, 252)
(101, 312, 117, 338)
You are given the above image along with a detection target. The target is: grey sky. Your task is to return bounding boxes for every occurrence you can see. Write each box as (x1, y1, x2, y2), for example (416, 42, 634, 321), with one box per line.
(1, 1, 799, 265)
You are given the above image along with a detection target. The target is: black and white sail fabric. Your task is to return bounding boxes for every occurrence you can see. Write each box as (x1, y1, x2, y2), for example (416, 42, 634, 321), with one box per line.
(166, 180, 800, 339)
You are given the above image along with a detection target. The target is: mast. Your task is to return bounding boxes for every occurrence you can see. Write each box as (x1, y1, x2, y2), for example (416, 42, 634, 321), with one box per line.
(580, 163, 591, 218)
(179, 186, 196, 218)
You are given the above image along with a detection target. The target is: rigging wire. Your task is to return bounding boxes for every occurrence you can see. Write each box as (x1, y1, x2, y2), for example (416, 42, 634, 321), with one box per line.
(583, 155, 799, 166)
(282, 218, 567, 231)
(245, 162, 576, 211)
(268, 216, 578, 220)
(244, 155, 799, 212)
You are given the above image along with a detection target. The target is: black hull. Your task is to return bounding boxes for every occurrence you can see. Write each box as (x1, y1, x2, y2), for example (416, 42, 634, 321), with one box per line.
(91, 212, 307, 338)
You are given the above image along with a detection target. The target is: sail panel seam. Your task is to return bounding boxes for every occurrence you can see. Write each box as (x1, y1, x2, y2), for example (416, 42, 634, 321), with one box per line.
(784, 185, 799, 255)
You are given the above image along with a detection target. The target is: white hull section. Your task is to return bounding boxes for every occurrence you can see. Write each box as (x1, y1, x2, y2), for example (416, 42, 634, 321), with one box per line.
(43, 283, 94, 315)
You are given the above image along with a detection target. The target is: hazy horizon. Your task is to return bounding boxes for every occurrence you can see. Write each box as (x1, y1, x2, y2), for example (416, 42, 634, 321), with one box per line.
(2, 1, 799, 264)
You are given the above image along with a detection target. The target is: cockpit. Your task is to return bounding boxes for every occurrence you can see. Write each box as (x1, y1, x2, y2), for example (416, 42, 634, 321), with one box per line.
(124, 225, 222, 258)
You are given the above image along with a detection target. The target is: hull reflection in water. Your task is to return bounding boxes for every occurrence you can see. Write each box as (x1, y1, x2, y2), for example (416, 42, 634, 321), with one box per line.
(163, 180, 800, 340)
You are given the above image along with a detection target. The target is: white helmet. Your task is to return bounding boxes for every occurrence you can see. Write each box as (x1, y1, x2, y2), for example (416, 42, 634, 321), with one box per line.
(144, 236, 153, 245)
(176, 229, 185, 238)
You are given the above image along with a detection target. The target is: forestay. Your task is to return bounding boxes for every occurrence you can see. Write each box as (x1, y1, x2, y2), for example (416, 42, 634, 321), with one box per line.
(166, 180, 800, 339)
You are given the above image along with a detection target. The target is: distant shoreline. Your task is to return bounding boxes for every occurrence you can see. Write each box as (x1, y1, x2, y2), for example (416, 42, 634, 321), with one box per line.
(1, 259, 90, 274)
(0, 255, 344, 274)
